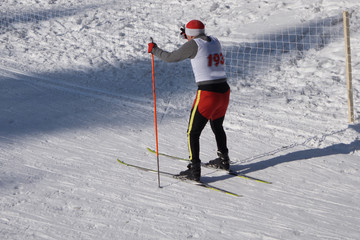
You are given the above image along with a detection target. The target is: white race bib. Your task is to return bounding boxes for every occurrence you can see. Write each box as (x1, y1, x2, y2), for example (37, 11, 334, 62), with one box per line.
(191, 36, 227, 84)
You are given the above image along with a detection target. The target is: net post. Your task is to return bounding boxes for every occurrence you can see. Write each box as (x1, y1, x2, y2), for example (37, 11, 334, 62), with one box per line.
(343, 11, 355, 123)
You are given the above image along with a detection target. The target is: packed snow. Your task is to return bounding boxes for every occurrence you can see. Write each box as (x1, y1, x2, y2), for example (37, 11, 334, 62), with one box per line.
(1, 0, 360, 239)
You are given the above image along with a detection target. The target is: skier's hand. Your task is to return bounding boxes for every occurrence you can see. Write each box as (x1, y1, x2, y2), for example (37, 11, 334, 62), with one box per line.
(148, 42, 156, 53)
(180, 25, 187, 39)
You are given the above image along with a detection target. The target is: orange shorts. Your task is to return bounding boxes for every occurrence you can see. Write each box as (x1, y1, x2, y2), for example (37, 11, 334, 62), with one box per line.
(192, 89, 230, 120)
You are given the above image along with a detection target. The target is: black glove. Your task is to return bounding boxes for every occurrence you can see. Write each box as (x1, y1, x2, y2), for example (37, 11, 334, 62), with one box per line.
(180, 25, 187, 39)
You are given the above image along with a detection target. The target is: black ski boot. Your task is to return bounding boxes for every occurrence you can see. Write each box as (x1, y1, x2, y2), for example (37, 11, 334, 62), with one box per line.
(175, 162, 201, 182)
(205, 151, 230, 170)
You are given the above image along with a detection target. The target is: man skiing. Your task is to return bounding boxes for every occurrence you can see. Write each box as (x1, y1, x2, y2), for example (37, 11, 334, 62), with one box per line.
(148, 20, 230, 182)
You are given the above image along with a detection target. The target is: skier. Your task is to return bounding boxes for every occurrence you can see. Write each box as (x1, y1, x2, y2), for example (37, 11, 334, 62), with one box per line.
(148, 20, 230, 181)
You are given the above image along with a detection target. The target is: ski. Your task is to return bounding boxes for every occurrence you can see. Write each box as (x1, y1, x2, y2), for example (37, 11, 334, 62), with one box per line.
(147, 147, 272, 184)
(147, 147, 188, 161)
(117, 159, 242, 197)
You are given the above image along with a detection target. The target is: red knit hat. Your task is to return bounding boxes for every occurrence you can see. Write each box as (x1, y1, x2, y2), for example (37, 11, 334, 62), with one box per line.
(185, 20, 205, 37)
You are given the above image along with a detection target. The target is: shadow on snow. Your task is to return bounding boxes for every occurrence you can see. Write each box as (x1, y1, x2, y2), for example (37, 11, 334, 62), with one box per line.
(0, 11, 352, 177)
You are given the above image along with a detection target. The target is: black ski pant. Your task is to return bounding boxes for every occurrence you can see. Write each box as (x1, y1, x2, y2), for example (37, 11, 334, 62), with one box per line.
(187, 109, 228, 164)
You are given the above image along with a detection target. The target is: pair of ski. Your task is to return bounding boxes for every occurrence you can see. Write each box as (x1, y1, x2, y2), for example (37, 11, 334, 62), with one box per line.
(117, 159, 241, 197)
(146, 148, 271, 184)
(117, 148, 271, 198)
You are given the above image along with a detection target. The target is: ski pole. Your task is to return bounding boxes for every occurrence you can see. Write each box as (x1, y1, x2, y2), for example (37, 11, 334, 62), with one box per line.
(150, 37, 161, 188)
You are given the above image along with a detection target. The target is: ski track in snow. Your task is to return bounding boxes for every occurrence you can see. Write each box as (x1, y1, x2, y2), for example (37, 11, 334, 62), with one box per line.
(1, 0, 360, 239)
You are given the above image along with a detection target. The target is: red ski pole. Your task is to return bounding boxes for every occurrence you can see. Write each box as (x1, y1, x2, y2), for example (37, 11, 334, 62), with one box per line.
(150, 37, 161, 188)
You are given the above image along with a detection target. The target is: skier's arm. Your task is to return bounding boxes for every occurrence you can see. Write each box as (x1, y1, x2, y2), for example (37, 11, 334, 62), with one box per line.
(151, 40, 198, 62)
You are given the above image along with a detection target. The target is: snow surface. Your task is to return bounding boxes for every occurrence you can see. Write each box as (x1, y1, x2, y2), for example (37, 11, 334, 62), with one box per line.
(1, 0, 360, 239)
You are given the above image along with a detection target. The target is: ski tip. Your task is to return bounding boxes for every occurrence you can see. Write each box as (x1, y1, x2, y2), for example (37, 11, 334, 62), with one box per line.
(146, 147, 155, 153)
(258, 180, 272, 184)
(116, 159, 126, 165)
